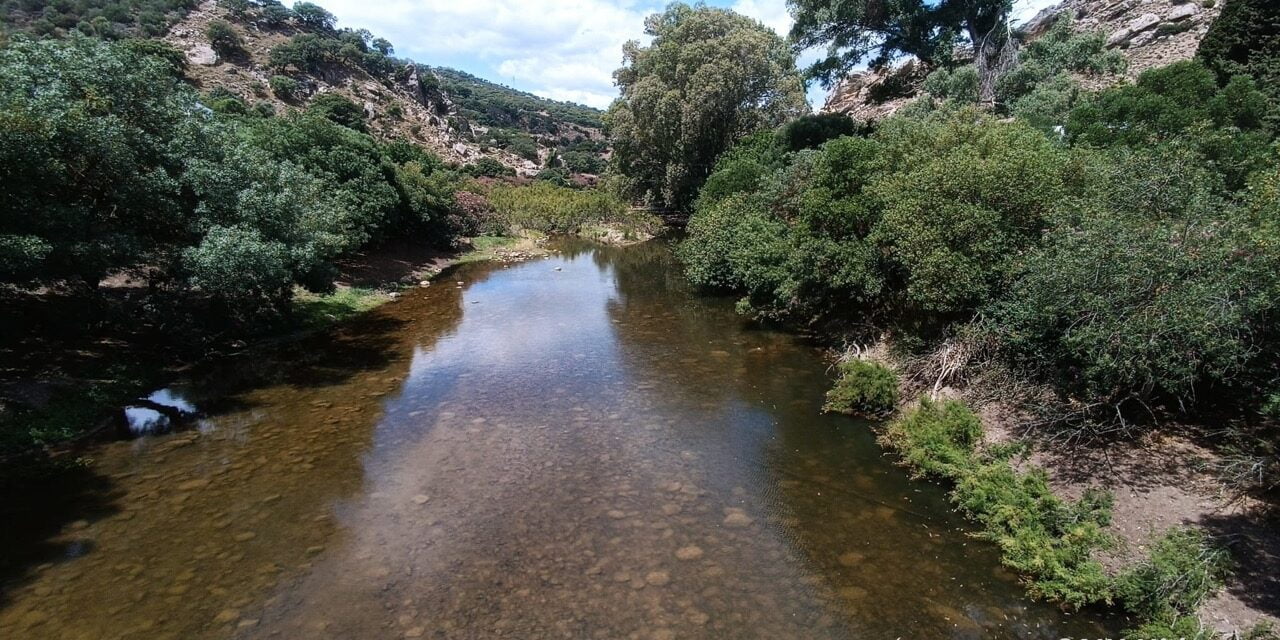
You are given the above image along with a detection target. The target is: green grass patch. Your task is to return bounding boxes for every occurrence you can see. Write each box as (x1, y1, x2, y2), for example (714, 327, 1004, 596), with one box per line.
(486, 183, 661, 237)
(294, 286, 391, 330)
(879, 396, 1235, 620)
(824, 359, 899, 417)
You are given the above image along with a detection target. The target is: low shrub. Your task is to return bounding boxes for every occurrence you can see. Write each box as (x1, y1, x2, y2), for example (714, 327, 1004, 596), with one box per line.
(1115, 527, 1232, 621)
(882, 398, 982, 479)
(824, 359, 898, 416)
(954, 461, 1115, 607)
(486, 183, 651, 236)
(269, 75, 299, 99)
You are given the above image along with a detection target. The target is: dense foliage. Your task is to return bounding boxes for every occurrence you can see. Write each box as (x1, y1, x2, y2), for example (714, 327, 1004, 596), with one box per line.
(0, 0, 197, 38)
(918, 15, 1125, 129)
(823, 359, 898, 416)
(0, 36, 456, 324)
(1198, 0, 1280, 111)
(605, 3, 807, 210)
(427, 66, 603, 131)
(681, 54, 1280, 426)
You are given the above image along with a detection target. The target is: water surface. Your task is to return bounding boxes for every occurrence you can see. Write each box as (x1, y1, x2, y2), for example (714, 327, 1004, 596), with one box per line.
(0, 240, 1110, 639)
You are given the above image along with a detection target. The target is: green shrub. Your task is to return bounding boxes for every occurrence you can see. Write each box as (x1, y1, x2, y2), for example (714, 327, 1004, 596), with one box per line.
(1115, 527, 1232, 621)
(778, 113, 862, 152)
(205, 19, 242, 58)
(1198, 0, 1280, 111)
(461, 157, 515, 178)
(824, 359, 899, 416)
(486, 183, 642, 235)
(1067, 60, 1274, 190)
(883, 398, 982, 479)
(954, 461, 1115, 607)
(870, 109, 1070, 316)
(989, 148, 1280, 415)
(269, 75, 299, 99)
(307, 92, 365, 131)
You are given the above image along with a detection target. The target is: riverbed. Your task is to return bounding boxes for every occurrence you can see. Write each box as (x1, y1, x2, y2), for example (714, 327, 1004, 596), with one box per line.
(0, 239, 1110, 639)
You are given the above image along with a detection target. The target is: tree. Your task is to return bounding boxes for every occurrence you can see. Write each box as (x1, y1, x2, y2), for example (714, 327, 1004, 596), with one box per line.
(606, 3, 807, 209)
(0, 36, 206, 287)
(308, 92, 366, 131)
(789, 0, 1017, 104)
(292, 1, 335, 31)
(1197, 0, 1280, 111)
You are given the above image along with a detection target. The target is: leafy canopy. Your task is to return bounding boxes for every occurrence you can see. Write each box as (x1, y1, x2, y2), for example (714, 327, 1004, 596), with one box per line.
(606, 3, 807, 210)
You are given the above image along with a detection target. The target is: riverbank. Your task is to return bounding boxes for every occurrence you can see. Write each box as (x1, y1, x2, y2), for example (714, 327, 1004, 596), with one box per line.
(836, 341, 1280, 637)
(0, 225, 655, 459)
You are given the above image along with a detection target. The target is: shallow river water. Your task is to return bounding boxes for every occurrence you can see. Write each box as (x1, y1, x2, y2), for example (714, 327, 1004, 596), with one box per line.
(0, 239, 1112, 639)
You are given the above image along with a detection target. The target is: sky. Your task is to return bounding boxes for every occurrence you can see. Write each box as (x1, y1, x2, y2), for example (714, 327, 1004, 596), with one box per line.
(317, 0, 1062, 111)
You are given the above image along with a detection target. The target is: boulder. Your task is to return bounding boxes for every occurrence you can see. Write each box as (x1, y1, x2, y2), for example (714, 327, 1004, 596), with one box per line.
(186, 45, 219, 66)
(1167, 3, 1201, 21)
(1106, 12, 1161, 47)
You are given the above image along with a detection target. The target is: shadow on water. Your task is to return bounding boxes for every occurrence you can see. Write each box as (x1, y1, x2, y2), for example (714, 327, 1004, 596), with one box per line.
(0, 456, 119, 608)
(0, 268, 479, 637)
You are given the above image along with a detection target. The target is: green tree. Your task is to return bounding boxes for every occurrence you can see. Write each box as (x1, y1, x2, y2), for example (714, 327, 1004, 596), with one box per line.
(0, 36, 205, 286)
(1197, 0, 1280, 111)
(292, 1, 335, 31)
(606, 3, 807, 209)
(307, 92, 366, 131)
(789, 0, 1017, 103)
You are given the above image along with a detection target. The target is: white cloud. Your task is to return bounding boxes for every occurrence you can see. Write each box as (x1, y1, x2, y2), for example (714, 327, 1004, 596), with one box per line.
(731, 0, 792, 38)
(318, 0, 664, 109)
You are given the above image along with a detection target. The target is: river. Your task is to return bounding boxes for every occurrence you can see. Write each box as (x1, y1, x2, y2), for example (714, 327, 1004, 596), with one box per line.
(0, 239, 1110, 639)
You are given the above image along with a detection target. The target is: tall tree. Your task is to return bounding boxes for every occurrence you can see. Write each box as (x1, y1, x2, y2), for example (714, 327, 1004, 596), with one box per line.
(606, 3, 808, 210)
(789, 0, 1017, 104)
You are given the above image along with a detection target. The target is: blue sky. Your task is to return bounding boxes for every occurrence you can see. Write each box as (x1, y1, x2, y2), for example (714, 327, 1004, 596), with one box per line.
(317, 0, 1059, 111)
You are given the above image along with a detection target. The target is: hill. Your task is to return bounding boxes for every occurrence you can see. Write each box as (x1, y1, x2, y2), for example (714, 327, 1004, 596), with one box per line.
(0, 0, 607, 174)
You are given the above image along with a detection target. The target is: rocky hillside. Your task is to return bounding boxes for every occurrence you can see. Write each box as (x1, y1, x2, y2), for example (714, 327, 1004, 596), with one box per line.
(824, 0, 1223, 119)
(0, 0, 606, 175)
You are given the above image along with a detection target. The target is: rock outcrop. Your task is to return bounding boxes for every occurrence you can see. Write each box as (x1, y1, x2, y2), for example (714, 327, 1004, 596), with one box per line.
(824, 0, 1223, 118)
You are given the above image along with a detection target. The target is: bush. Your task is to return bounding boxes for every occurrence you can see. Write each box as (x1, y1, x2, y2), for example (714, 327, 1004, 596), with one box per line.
(1115, 527, 1232, 621)
(989, 149, 1280, 416)
(778, 113, 862, 152)
(307, 92, 365, 131)
(870, 109, 1071, 316)
(205, 19, 242, 58)
(461, 157, 515, 178)
(1066, 60, 1274, 190)
(883, 399, 983, 479)
(954, 461, 1115, 606)
(1198, 0, 1280, 112)
(486, 183, 638, 235)
(824, 359, 898, 416)
(269, 74, 299, 99)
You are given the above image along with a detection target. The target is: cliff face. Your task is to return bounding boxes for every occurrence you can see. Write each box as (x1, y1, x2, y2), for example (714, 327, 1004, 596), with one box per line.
(823, 0, 1224, 118)
(164, 1, 603, 173)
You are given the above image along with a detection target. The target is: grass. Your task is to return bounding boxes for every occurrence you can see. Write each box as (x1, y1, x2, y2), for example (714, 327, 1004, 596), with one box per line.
(294, 286, 392, 330)
(0, 363, 154, 455)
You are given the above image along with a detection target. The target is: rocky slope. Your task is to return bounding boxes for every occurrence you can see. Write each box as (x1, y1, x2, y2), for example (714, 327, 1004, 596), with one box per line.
(823, 0, 1223, 118)
(164, 1, 603, 173)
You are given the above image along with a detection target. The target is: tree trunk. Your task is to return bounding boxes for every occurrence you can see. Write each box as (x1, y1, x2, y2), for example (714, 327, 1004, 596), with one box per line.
(967, 15, 1018, 108)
